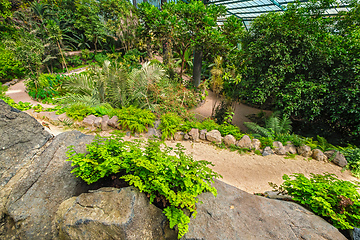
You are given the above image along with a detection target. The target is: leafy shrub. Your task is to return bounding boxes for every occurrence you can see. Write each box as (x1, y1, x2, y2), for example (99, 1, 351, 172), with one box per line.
(218, 123, 244, 140)
(159, 113, 182, 140)
(66, 132, 221, 238)
(66, 55, 84, 67)
(65, 103, 96, 121)
(115, 106, 156, 133)
(26, 74, 67, 101)
(0, 44, 26, 82)
(341, 147, 360, 178)
(94, 103, 114, 117)
(272, 173, 360, 230)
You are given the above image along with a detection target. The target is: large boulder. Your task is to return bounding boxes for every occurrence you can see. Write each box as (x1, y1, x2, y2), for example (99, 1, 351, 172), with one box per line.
(324, 150, 348, 167)
(183, 180, 346, 240)
(223, 135, 236, 147)
(188, 128, 199, 142)
(297, 145, 313, 158)
(55, 187, 177, 240)
(0, 130, 93, 239)
(312, 149, 328, 162)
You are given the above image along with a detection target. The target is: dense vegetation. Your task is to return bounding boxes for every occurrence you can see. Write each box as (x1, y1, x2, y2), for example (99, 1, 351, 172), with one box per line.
(1, 0, 360, 235)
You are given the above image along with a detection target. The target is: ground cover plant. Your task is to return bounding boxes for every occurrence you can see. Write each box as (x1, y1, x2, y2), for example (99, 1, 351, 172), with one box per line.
(66, 132, 221, 238)
(271, 173, 360, 230)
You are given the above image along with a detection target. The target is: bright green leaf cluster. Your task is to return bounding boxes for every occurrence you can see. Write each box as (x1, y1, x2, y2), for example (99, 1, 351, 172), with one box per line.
(274, 173, 360, 230)
(66, 132, 221, 238)
(114, 106, 155, 134)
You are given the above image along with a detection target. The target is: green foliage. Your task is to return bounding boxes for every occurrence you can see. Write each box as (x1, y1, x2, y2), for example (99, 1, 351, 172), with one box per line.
(273, 173, 360, 230)
(217, 124, 244, 140)
(115, 106, 155, 134)
(244, 115, 292, 139)
(159, 113, 182, 140)
(0, 44, 26, 82)
(340, 147, 360, 178)
(26, 74, 67, 101)
(65, 102, 96, 121)
(66, 132, 221, 238)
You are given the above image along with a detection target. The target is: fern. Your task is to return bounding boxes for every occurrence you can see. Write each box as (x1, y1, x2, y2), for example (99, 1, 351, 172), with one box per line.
(244, 121, 272, 138)
(159, 113, 182, 140)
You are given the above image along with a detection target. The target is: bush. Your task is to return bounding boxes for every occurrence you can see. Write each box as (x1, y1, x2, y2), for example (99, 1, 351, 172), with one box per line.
(0, 44, 26, 82)
(67, 132, 221, 238)
(115, 106, 156, 134)
(341, 147, 360, 178)
(65, 103, 96, 121)
(26, 73, 67, 101)
(272, 173, 360, 230)
(159, 113, 182, 140)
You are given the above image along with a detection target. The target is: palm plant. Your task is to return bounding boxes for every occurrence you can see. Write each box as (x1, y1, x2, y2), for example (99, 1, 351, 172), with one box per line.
(244, 115, 292, 139)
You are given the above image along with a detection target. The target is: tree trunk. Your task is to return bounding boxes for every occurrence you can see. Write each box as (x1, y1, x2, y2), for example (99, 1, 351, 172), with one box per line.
(193, 48, 203, 88)
(57, 41, 68, 72)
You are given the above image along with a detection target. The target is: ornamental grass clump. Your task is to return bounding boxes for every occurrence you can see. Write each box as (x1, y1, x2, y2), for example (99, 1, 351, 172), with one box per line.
(66, 132, 221, 238)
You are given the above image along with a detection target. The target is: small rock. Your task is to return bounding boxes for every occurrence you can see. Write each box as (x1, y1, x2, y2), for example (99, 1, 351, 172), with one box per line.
(153, 119, 161, 129)
(199, 129, 207, 140)
(174, 132, 184, 141)
(126, 131, 131, 137)
(184, 133, 190, 140)
(146, 128, 161, 139)
(236, 135, 252, 149)
(101, 115, 110, 130)
(82, 115, 97, 127)
(108, 116, 119, 129)
(324, 150, 348, 167)
(189, 128, 199, 142)
(262, 146, 274, 156)
(94, 117, 102, 128)
(223, 135, 236, 147)
(312, 149, 328, 162)
(206, 130, 222, 144)
(273, 141, 287, 155)
(57, 113, 70, 122)
(285, 143, 297, 154)
(251, 139, 261, 150)
(297, 145, 312, 157)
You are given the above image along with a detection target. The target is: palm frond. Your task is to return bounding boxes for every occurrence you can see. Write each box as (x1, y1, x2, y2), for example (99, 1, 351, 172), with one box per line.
(244, 122, 272, 138)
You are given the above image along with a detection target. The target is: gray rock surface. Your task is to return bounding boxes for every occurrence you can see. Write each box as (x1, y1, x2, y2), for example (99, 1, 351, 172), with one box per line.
(324, 150, 348, 167)
(199, 129, 207, 140)
(146, 128, 162, 139)
(297, 145, 312, 157)
(94, 117, 102, 128)
(0, 130, 93, 239)
(183, 179, 347, 240)
(236, 135, 252, 149)
(184, 133, 190, 140)
(55, 187, 177, 240)
(312, 149, 328, 162)
(262, 146, 274, 156)
(223, 135, 236, 147)
(188, 128, 199, 142)
(206, 130, 222, 144)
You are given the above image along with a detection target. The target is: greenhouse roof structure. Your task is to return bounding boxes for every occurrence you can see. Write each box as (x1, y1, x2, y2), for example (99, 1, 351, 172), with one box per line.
(204, 0, 351, 28)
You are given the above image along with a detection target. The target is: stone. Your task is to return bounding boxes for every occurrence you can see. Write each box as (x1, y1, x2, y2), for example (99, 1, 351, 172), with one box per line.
(285, 142, 297, 154)
(57, 112, 71, 122)
(251, 138, 261, 150)
(101, 115, 110, 131)
(183, 179, 347, 240)
(273, 141, 287, 155)
(297, 145, 312, 157)
(55, 187, 177, 240)
(188, 128, 199, 142)
(108, 116, 120, 129)
(324, 150, 348, 167)
(0, 130, 94, 239)
(264, 191, 293, 201)
(82, 115, 97, 127)
(223, 135, 236, 147)
(262, 146, 274, 156)
(94, 117, 102, 128)
(174, 132, 184, 141)
(312, 149, 328, 162)
(206, 130, 222, 144)
(199, 129, 207, 140)
(236, 135, 252, 149)
(145, 128, 162, 139)
(184, 133, 190, 140)
(153, 119, 161, 129)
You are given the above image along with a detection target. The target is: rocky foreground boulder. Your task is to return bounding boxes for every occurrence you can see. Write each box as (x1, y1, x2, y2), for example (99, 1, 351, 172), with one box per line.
(183, 179, 347, 240)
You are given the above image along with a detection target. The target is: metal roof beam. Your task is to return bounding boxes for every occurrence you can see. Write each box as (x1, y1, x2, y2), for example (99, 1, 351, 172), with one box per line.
(269, 0, 285, 10)
(209, 0, 253, 5)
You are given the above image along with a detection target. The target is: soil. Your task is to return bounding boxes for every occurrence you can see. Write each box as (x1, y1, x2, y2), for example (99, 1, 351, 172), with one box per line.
(5, 80, 359, 194)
